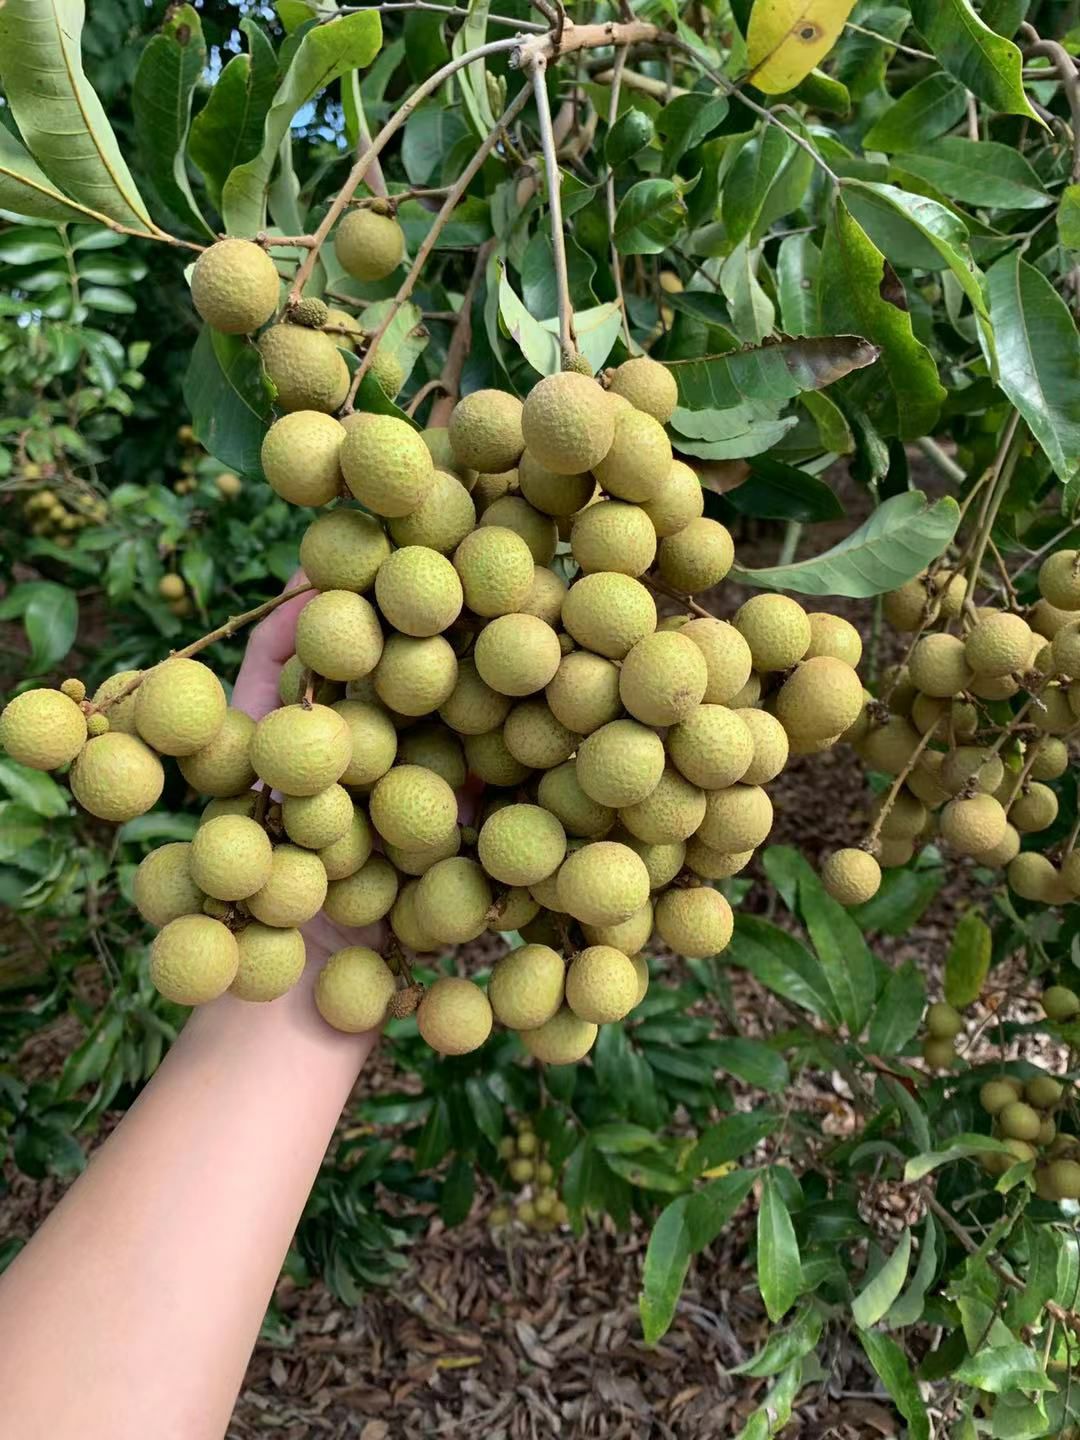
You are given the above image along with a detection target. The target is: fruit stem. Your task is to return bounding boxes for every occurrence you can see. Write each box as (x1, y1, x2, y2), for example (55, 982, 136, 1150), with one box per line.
(604, 47, 633, 352)
(426, 240, 496, 427)
(641, 573, 713, 618)
(962, 409, 1024, 603)
(862, 717, 941, 850)
(91, 583, 315, 713)
(922, 1189, 1080, 1339)
(288, 36, 521, 310)
(527, 53, 579, 364)
(342, 84, 533, 411)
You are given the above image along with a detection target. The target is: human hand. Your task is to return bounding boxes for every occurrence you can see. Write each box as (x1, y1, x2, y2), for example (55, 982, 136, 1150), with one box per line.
(231, 571, 386, 971)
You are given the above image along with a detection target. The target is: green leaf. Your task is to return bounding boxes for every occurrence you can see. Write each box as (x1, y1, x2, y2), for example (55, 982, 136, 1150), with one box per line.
(853, 866, 943, 935)
(712, 1037, 788, 1092)
(776, 234, 820, 336)
(688, 1114, 779, 1176)
(895, 139, 1049, 211)
(0, 0, 156, 234)
(986, 250, 1080, 484)
(818, 199, 945, 440)
(182, 329, 274, 480)
(724, 455, 844, 523)
(132, 6, 210, 236)
(886, 1217, 939, 1327)
(843, 182, 989, 327)
(450, 0, 497, 141)
(857, 1329, 930, 1440)
(867, 961, 927, 1056)
(862, 72, 968, 153)
(799, 871, 877, 1035)
(731, 1304, 823, 1377)
(726, 914, 840, 1023)
(606, 107, 655, 168)
(731, 490, 960, 598)
(672, 406, 796, 461)
(188, 20, 280, 210)
(659, 93, 729, 174)
(540, 302, 623, 380)
(0, 758, 70, 817)
(640, 1196, 693, 1344)
(944, 908, 991, 1009)
(498, 262, 559, 377)
(954, 1342, 1055, 1394)
(686, 1167, 758, 1249)
(669, 335, 879, 410)
(908, 0, 1040, 123)
(0, 126, 95, 224)
(56, 1012, 124, 1102)
(439, 1155, 475, 1227)
(758, 1170, 802, 1323)
(904, 1133, 1015, 1181)
(221, 11, 382, 234)
(852, 1230, 911, 1328)
(1060, 185, 1080, 252)
(614, 178, 688, 255)
(723, 127, 795, 246)
(733, 1359, 805, 1439)
(0, 803, 45, 861)
(1005, 1220, 1059, 1329)
(721, 240, 774, 344)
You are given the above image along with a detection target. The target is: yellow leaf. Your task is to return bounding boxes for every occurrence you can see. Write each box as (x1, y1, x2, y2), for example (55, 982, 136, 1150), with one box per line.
(746, 0, 858, 94)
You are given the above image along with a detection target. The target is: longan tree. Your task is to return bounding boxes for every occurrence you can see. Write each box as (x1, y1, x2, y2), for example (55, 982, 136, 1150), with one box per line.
(2, 0, 1080, 1432)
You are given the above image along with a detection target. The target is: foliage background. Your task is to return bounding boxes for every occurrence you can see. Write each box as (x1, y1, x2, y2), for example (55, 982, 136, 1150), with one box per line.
(3, 0, 1080, 1434)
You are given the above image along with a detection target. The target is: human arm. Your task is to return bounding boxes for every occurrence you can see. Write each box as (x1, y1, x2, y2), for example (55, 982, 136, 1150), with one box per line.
(0, 583, 379, 1440)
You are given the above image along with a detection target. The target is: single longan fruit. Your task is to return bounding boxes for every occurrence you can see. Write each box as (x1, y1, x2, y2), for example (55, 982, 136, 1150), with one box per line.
(417, 976, 493, 1055)
(734, 594, 811, 672)
(980, 1079, 1022, 1115)
(679, 617, 752, 705)
(998, 1101, 1042, 1142)
(133, 842, 204, 927)
(489, 944, 566, 1030)
(821, 849, 880, 907)
(1039, 550, 1080, 610)
(658, 518, 735, 594)
(374, 546, 463, 637)
(518, 1006, 598, 1064)
(190, 815, 273, 901)
(231, 925, 306, 1003)
(654, 887, 733, 959)
(315, 946, 397, 1032)
(1043, 985, 1080, 1020)
(0, 687, 87, 771)
(908, 633, 970, 698)
(926, 1001, 963, 1040)
(151, 915, 239, 1004)
(565, 945, 639, 1023)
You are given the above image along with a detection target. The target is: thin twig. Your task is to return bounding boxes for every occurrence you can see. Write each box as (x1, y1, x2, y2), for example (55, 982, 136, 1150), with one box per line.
(343, 86, 532, 410)
(428, 239, 496, 428)
(844, 20, 933, 60)
(923, 1190, 1080, 1339)
(964, 412, 1024, 602)
(864, 719, 941, 849)
(92, 584, 314, 713)
(336, 1, 547, 30)
(642, 573, 713, 618)
(528, 54, 578, 362)
(605, 48, 632, 351)
(1022, 24, 1080, 182)
(289, 36, 521, 306)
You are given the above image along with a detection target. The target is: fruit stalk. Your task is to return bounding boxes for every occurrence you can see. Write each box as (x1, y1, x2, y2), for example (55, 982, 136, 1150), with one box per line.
(343, 82, 533, 409)
(527, 53, 578, 365)
(604, 47, 632, 351)
(863, 718, 941, 849)
(288, 35, 521, 308)
(93, 583, 314, 713)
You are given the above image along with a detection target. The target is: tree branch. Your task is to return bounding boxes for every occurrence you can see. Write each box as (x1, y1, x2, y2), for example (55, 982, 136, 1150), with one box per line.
(1021, 24, 1080, 182)
(427, 238, 496, 427)
(527, 54, 577, 363)
(605, 47, 632, 351)
(288, 36, 521, 306)
(92, 584, 314, 713)
(342, 85, 532, 411)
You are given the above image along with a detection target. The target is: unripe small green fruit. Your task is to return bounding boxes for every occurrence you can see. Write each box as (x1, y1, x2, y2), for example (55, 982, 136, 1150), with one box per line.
(1047, 1159, 1080, 1200)
(926, 1001, 963, 1040)
(980, 1079, 1022, 1115)
(1044, 985, 1080, 1020)
(922, 1035, 956, 1069)
(998, 1100, 1042, 1141)
(1025, 1074, 1065, 1108)
(509, 1157, 535, 1184)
